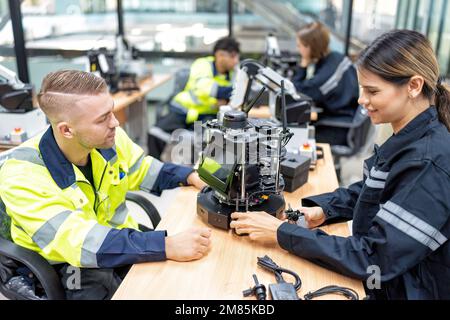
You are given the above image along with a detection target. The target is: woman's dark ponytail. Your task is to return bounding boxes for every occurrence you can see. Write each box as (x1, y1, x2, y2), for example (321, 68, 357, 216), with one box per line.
(435, 82, 450, 131)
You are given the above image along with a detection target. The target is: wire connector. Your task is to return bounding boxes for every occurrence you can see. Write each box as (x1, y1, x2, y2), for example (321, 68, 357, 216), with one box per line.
(285, 204, 304, 223)
(242, 274, 267, 300)
(257, 255, 302, 291)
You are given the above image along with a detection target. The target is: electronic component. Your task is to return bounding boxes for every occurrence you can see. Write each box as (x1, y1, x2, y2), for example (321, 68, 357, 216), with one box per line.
(242, 274, 267, 300)
(256, 255, 301, 300)
(197, 111, 288, 229)
(280, 152, 310, 192)
(197, 60, 312, 230)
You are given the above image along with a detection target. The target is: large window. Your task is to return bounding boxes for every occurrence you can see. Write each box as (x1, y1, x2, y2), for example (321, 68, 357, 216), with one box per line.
(0, 0, 17, 73)
(395, 0, 450, 77)
(229, 0, 350, 55)
(351, 0, 398, 47)
(0, 1, 110, 90)
(436, 0, 450, 77)
(123, 0, 230, 53)
(7, 0, 118, 51)
(283, 0, 350, 53)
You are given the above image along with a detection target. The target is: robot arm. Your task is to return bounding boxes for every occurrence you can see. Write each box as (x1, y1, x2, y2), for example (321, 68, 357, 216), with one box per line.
(228, 59, 311, 126)
(0, 64, 33, 111)
(0, 64, 26, 90)
(229, 59, 299, 110)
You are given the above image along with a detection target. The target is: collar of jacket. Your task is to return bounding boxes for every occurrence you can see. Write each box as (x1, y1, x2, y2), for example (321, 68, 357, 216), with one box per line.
(315, 51, 337, 69)
(211, 58, 231, 81)
(38, 127, 117, 189)
(376, 106, 439, 164)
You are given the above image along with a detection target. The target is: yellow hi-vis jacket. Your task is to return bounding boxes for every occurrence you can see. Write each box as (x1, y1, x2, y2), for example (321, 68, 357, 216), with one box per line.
(171, 56, 234, 124)
(0, 126, 193, 268)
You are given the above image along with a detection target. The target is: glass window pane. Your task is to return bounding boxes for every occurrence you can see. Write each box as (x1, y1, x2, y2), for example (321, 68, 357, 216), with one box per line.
(20, 0, 117, 51)
(122, 0, 352, 56)
(123, 0, 229, 53)
(427, 0, 444, 51)
(414, 0, 431, 33)
(405, 0, 419, 29)
(14, 1, 118, 89)
(234, 0, 348, 54)
(395, 0, 408, 29)
(0, 0, 17, 74)
(290, 0, 347, 53)
(437, 0, 450, 77)
(351, 0, 399, 46)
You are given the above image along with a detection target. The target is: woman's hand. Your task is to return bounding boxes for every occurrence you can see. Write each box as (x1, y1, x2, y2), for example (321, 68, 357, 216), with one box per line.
(300, 206, 326, 228)
(229, 211, 284, 245)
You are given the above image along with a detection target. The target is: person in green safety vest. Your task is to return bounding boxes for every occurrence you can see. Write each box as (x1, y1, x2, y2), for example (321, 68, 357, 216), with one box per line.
(0, 70, 211, 299)
(148, 36, 240, 160)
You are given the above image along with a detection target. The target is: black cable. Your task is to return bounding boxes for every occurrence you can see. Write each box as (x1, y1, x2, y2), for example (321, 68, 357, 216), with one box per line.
(303, 285, 359, 300)
(281, 131, 294, 148)
(257, 255, 302, 291)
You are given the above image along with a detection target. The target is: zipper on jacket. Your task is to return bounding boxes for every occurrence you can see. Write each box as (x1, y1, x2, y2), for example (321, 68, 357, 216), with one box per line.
(93, 163, 108, 212)
(76, 162, 108, 213)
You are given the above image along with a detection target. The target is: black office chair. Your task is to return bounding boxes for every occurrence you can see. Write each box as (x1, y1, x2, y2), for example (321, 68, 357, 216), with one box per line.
(154, 67, 190, 122)
(0, 191, 160, 300)
(315, 105, 375, 180)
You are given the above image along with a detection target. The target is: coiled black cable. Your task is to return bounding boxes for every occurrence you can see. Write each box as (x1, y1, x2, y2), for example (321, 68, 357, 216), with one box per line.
(303, 285, 359, 300)
(257, 255, 302, 291)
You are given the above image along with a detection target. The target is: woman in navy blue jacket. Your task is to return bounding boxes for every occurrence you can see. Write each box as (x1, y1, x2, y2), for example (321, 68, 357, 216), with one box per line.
(231, 30, 450, 300)
(292, 22, 359, 145)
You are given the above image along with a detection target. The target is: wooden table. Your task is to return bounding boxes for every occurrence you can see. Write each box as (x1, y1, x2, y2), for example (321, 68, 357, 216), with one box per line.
(112, 74, 172, 151)
(113, 144, 364, 300)
(0, 144, 17, 153)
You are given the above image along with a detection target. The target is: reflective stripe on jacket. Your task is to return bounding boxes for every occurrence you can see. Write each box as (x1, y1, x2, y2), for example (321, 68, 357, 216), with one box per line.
(277, 107, 450, 299)
(292, 51, 359, 120)
(171, 56, 234, 123)
(0, 126, 193, 268)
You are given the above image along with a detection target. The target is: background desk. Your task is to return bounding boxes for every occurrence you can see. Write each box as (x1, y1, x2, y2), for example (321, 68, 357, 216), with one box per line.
(0, 144, 15, 153)
(113, 144, 364, 300)
(0, 74, 172, 154)
(112, 74, 172, 150)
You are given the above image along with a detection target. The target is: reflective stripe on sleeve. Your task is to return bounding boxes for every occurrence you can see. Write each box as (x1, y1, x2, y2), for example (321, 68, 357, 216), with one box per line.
(139, 158, 164, 192)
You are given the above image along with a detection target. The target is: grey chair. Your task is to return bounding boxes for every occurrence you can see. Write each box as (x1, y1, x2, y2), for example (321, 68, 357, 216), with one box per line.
(315, 105, 375, 179)
(154, 67, 190, 122)
(148, 67, 191, 162)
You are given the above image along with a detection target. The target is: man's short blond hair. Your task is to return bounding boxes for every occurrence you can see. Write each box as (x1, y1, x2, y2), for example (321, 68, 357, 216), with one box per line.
(37, 70, 108, 123)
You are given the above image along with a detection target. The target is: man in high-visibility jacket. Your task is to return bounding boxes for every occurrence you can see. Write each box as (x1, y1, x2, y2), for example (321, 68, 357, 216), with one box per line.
(0, 70, 211, 299)
(148, 36, 240, 159)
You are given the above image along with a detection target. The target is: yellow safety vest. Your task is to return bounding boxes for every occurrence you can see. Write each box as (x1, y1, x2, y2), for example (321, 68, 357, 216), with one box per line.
(0, 126, 172, 267)
(172, 56, 234, 124)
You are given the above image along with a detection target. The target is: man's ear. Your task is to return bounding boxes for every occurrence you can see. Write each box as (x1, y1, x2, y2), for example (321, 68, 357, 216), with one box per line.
(56, 122, 74, 139)
(408, 75, 425, 99)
